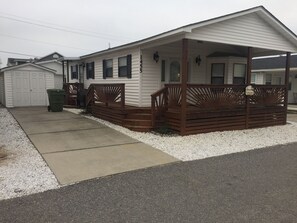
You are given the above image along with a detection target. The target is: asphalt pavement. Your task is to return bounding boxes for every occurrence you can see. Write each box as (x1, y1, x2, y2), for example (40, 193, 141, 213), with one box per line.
(1, 142, 297, 222)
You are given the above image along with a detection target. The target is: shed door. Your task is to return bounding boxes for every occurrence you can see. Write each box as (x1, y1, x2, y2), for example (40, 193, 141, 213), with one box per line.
(30, 72, 46, 106)
(13, 71, 47, 106)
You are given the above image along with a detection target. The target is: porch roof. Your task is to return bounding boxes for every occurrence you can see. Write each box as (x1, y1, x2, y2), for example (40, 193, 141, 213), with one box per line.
(252, 54, 297, 70)
(81, 6, 297, 59)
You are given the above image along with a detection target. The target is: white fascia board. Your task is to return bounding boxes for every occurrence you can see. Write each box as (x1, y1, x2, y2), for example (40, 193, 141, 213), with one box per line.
(252, 68, 297, 72)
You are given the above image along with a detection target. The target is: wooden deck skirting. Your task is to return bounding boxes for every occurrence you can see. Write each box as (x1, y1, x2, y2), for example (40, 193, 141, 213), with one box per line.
(86, 83, 287, 135)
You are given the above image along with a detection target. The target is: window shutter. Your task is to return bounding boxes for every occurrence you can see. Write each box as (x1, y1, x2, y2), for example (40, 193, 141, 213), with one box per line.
(70, 66, 74, 79)
(127, 54, 132, 78)
(86, 63, 89, 79)
(103, 60, 106, 79)
(91, 62, 95, 79)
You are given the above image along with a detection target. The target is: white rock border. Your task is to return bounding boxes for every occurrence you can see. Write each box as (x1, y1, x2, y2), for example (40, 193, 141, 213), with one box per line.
(65, 108, 297, 161)
(0, 108, 60, 200)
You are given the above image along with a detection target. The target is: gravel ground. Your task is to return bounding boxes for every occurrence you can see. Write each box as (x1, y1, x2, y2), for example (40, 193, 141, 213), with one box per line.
(65, 108, 297, 161)
(2, 106, 297, 201)
(0, 108, 60, 200)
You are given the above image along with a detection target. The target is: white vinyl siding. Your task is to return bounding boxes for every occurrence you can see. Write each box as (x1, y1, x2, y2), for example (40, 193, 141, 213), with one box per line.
(188, 13, 297, 53)
(4, 71, 13, 107)
(83, 48, 140, 106)
(0, 74, 5, 105)
(141, 50, 163, 107)
(54, 75, 63, 89)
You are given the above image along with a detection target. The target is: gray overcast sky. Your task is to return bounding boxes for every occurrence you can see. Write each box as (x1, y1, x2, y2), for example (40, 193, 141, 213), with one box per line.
(1, 0, 297, 67)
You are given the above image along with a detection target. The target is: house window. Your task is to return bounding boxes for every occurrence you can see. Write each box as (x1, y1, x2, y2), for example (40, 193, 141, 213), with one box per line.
(86, 62, 95, 79)
(251, 73, 256, 84)
(71, 65, 78, 79)
(103, 59, 113, 79)
(161, 60, 166, 82)
(211, 63, 225, 84)
(233, 64, 246, 84)
(118, 55, 132, 78)
(265, 74, 272, 85)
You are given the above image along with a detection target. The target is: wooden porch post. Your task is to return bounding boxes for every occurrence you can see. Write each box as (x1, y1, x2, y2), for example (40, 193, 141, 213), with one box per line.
(245, 47, 252, 128)
(180, 38, 188, 135)
(66, 60, 69, 83)
(284, 52, 291, 123)
(246, 47, 252, 85)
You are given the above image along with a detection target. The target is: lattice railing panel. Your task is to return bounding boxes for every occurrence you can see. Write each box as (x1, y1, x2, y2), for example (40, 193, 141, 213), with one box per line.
(86, 84, 125, 109)
(187, 85, 246, 109)
(249, 85, 285, 106)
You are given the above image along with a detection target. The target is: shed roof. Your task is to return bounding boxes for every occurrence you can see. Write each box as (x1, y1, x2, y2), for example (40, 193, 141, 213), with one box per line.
(0, 63, 56, 73)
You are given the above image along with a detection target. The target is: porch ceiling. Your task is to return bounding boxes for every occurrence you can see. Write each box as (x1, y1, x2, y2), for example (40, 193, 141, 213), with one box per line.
(143, 39, 285, 58)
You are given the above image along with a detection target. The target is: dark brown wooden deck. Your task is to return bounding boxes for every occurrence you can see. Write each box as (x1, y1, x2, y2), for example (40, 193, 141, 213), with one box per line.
(81, 83, 287, 135)
(151, 84, 287, 134)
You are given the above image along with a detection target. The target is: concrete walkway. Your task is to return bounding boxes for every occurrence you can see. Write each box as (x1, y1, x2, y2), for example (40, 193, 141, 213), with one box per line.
(9, 107, 178, 185)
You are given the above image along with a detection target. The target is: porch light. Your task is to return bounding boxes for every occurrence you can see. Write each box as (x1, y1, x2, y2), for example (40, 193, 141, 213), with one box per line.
(153, 51, 159, 63)
(195, 55, 202, 66)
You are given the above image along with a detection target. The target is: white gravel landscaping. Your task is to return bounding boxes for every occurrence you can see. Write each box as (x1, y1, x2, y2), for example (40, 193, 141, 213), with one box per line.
(0, 107, 60, 200)
(65, 108, 297, 161)
(2, 106, 297, 201)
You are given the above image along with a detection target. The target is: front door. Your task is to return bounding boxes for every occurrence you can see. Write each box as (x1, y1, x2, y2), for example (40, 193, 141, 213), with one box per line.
(161, 59, 181, 86)
(169, 60, 181, 83)
(30, 72, 46, 106)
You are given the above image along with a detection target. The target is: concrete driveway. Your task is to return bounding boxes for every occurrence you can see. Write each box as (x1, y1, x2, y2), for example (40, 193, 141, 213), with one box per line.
(9, 107, 178, 185)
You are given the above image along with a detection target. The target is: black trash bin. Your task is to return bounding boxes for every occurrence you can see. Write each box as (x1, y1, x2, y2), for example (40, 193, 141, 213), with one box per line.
(47, 89, 65, 112)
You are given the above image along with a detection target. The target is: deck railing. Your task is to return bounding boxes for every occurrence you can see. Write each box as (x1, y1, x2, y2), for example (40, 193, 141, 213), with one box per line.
(249, 85, 286, 106)
(151, 84, 287, 133)
(151, 87, 168, 128)
(86, 83, 125, 110)
(63, 83, 84, 106)
(187, 84, 246, 110)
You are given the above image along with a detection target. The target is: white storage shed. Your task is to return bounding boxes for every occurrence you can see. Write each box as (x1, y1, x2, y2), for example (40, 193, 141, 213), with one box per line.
(0, 63, 55, 107)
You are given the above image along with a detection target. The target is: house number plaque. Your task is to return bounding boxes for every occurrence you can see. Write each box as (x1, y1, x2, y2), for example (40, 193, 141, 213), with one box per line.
(245, 85, 255, 96)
